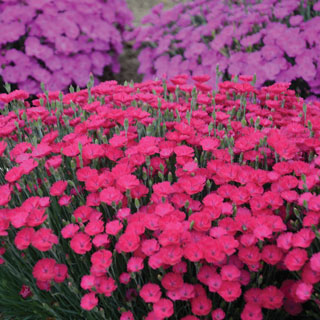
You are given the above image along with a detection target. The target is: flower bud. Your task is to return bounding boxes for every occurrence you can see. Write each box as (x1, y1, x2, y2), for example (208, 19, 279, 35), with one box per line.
(134, 198, 140, 210)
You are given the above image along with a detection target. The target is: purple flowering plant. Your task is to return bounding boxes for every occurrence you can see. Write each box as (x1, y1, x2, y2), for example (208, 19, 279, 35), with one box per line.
(128, 0, 320, 99)
(0, 0, 133, 94)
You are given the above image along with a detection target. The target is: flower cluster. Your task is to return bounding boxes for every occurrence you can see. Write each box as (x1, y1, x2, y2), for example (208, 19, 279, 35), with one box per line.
(128, 0, 320, 98)
(0, 74, 320, 319)
(33, 258, 68, 291)
(0, 0, 133, 93)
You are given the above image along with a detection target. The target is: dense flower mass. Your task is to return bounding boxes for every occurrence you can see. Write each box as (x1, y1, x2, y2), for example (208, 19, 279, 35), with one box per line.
(0, 0, 133, 93)
(0, 74, 320, 319)
(128, 0, 320, 99)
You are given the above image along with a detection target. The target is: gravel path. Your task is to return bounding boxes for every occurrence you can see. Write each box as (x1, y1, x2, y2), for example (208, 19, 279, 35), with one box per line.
(111, 0, 187, 84)
(126, 0, 186, 26)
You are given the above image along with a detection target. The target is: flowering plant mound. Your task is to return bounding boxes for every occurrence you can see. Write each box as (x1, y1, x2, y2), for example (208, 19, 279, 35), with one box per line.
(0, 0, 133, 94)
(129, 0, 320, 98)
(0, 74, 320, 319)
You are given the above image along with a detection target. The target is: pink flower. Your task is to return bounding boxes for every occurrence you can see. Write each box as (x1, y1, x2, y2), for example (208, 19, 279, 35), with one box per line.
(70, 232, 92, 255)
(241, 303, 263, 320)
(211, 308, 225, 320)
(14, 227, 35, 250)
(54, 263, 68, 283)
(120, 311, 134, 320)
(310, 252, 320, 272)
(81, 275, 95, 290)
(220, 265, 241, 282)
(100, 187, 123, 206)
(191, 295, 212, 316)
(85, 219, 104, 236)
(261, 286, 284, 310)
(32, 258, 56, 282)
(127, 257, 144, 273)
(117, 232, 140, 253)
(61, 224, 79, 239)
(50, 180, 68, 196)
(261, 245, 283, 265)
(218, 281, 242, 302)
(140, 283, 162, 303)
(284, 248, 308, 271)
(295, 282, 313, 302)
(19, 284, 33, 299)
(105, 220, 123, 235)
(91, 249, 112, 269)
(31, 228, 58, 252)
(161, 272, 183, 291)
(153, 299, 174, 319)
(119, 272, 131, 285)
(80, 293, 98, 311)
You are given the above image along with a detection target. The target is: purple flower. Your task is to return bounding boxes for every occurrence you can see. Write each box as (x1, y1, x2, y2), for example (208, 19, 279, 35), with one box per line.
(184, 42, 207, 59)
(91, 52, 109, 76)
(261, 45, 283, 61)
(19, 79, 40, 93)
(210, 25, 234, 51)
(228, 52, 246, 75)
(0, 22, 25, 44)
(0, 4, 36, 24)
(0, 0, 133, 93)
(5, 49, 30, 65)
(48, 71, 71, 91)
(154, 55, 170, 75)
(295, 55, 316, 81)
(27, 0, 51, 10)
(315, 2, 320, 11)
(290, 15, 303, 26)
(273, 5, 292, 19)
(201, 51, 219, 67)
(276, 67, 299, 82)
(25, 37, 53, 61)
(176, 26, 194, 41)
(262, 62, 282, 80)
(2, 66, 19, 83)
(228, 62, 245, 76)
(31, 65, 51, 84)
(248, 51, 263, 65)
(169, 55, 182, 71)
(46, 55, 62, 71)
(176, 14, 190, 28)
(155, 36, 172, 56)
(132, 0, 320, 96)
(240, 32, 262, 47)
(276, 28, 305, 57)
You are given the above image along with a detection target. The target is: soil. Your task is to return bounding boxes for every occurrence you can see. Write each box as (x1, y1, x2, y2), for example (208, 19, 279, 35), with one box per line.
(109, 0, 186, 84)
(126, 0, 186, 26)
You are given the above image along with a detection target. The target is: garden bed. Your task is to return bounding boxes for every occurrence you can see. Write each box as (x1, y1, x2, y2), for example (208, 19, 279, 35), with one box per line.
(0, 74, 319, 319)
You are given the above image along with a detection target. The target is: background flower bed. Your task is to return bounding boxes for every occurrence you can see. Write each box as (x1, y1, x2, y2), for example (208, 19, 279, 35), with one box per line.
(0, 0, 180, 95)
(0, 75, 319, 319)
(129, 0, 320, 100)
(0, 0, 133, 94)
(2, 0, 320, 100)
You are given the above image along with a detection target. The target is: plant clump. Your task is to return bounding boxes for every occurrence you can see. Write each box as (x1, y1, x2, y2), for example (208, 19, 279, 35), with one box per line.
(0, 74, 319, 319)
(128, 0, 320, 99)
(0, 0, 133, 94)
